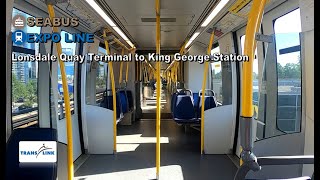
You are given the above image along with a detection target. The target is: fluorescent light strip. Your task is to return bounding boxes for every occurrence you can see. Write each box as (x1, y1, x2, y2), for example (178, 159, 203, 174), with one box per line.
(189, 32, 200, 41)
(185, 40, 192, 48)
(126, 40, 134, 48)
(85, 0, 135, 48)
(85, 0, 116, 27)
(201, 0, 229, 27)
(185, 32, 200, 48)
(114, 27, 129, 41)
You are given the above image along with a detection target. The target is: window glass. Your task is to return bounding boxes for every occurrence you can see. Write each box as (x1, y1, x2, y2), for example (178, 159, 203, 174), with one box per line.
(57, 31, 76, 119)
(211, 46, 232, 105)
(96, 47, 108, 104)
(274, 9, 302, 133)
(11, 8, 40, 129)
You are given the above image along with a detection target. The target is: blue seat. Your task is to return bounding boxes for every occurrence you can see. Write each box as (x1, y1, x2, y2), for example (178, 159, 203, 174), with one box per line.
(100, 92, 122, 118)
(171, 92, 178, 113)
(173, 95, 199, 124)
(119, 90, 129, 113)
(198, 96, 216, 118)
(126, 90, 134, 111)
(6, 128, 57, 180)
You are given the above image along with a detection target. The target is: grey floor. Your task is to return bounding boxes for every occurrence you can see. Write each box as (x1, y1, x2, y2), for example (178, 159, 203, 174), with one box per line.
(74, 120, 238, 180)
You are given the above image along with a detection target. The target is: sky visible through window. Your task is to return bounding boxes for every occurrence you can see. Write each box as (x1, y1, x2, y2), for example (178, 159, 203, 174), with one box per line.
(274, 8, 301, 66)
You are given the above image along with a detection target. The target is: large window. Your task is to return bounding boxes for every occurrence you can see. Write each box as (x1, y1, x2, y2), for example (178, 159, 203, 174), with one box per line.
(274, 9, 302, 133)
(11, 8, 41, 129)
(211, 45, 232, 106)
(57, 30, 77, 119)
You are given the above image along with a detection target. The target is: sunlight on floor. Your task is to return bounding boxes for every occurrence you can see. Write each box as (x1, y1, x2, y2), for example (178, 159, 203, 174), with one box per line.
(75, 165, 184, 180)
(116, 134, 169, 153)
(141, 105, 165, 110)
(117, 134, 169, 144)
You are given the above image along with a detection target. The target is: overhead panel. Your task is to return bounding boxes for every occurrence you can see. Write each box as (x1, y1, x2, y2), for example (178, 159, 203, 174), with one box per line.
(28, 0, 104, 33)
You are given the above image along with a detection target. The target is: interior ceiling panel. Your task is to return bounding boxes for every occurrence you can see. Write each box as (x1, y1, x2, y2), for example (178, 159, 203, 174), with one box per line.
(104, 0, 211, 49)
(196, 0, 285, 48)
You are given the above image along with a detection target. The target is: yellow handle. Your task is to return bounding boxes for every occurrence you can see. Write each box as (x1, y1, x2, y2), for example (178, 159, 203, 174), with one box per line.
(47, 5, 74, 180)
(240, 0, 267, 165)
(241, 0, 267, 117)
(200, 31, 215, 154)
(119, 48, 124, 84)
(103, 29, 117, 153)
(155, 0, 161, 178)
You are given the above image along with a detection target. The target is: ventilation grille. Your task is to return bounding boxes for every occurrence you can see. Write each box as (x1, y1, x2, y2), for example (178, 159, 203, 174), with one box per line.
(141, 18, 176, 22)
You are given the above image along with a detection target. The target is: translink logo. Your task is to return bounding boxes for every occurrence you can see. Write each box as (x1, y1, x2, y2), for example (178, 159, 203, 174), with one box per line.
(19, 141, 57, 163)
(11, 14, 94, 46)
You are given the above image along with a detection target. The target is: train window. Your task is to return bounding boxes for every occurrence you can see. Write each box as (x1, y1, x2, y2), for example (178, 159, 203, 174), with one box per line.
(57, 30, 76, 119)
(274, 9, 302, 133)
(96, 47, 108, 104)
(211, 45, 232, 105)
(240, 35, 259, 119)
(11, 8, 40, 129)
(11, 8, 41, 50)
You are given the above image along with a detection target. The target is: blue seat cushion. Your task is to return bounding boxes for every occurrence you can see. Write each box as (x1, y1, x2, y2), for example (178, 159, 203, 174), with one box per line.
(119, 91, 128, 113)
(173, 95, 195, 120)
(6, 128, 57, 180)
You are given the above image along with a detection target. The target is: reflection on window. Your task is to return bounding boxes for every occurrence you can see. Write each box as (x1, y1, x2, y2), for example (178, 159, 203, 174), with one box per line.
(11, 8, 40, 129)
(274, 9, 302, 133)
(58, 31, 77, 119)
(240, 35, 259, 118)
(211, 46, 232, 105)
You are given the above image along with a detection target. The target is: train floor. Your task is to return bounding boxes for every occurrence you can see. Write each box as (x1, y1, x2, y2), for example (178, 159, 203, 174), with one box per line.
(74, 120, 238, 180)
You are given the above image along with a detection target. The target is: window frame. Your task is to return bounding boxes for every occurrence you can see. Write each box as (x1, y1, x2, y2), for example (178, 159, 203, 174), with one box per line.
(57, 29, 79, 119)
(11, 7, 41, 129)
(272, 8, 302, 134)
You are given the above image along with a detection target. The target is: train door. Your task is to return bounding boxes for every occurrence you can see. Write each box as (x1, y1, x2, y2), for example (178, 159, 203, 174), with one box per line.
(50, 29, 83, 161)
(237, 0, 313, 178)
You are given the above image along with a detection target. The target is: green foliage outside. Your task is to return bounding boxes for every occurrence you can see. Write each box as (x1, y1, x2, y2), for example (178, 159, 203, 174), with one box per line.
(277, 62, 301, 79)
(12, 75, 37, 108)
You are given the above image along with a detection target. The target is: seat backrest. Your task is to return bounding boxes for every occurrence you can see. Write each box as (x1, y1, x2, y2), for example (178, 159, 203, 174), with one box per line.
(6, 128, 57, 180)
(173, 95, 195, 119)
(119, 90, 128, 113)
(193, 93, 199, 108)
(198, 96, 217, 118)
(171, 92, 178, 113)
(126, 90, 134, 110)
(100, 93, 122, 118)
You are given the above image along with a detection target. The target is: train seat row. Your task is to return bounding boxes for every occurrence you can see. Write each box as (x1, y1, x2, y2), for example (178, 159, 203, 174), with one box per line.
(100, 89, 134, 123)
(171, 89, 217, 124)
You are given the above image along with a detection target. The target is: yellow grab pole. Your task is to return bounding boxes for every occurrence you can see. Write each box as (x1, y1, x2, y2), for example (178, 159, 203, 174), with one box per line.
(103, 29, 117, 153)
(125, 51, 130, 82)
(47, 5, 73, 180)
(242, 0, 266, 117)
(200, 31, 215, 154)
(240, 0, 267, 165)
(119, 48, 125, 84)
(155, 0, 161, 178)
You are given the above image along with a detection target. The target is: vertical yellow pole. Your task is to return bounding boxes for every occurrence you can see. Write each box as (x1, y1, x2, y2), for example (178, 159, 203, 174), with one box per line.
(240, 0, 267, 165)
(119, 48, 125, 84)
(47, 5, 73, 180)
(200, 31, 215, 154)
(103, 29, 117, 154)
(155, 0, 161, 178)
(126, 52, 130, 82)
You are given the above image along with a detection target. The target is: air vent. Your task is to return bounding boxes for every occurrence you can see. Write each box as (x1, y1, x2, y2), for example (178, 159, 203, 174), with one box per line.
(141, 18, 176, 22)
